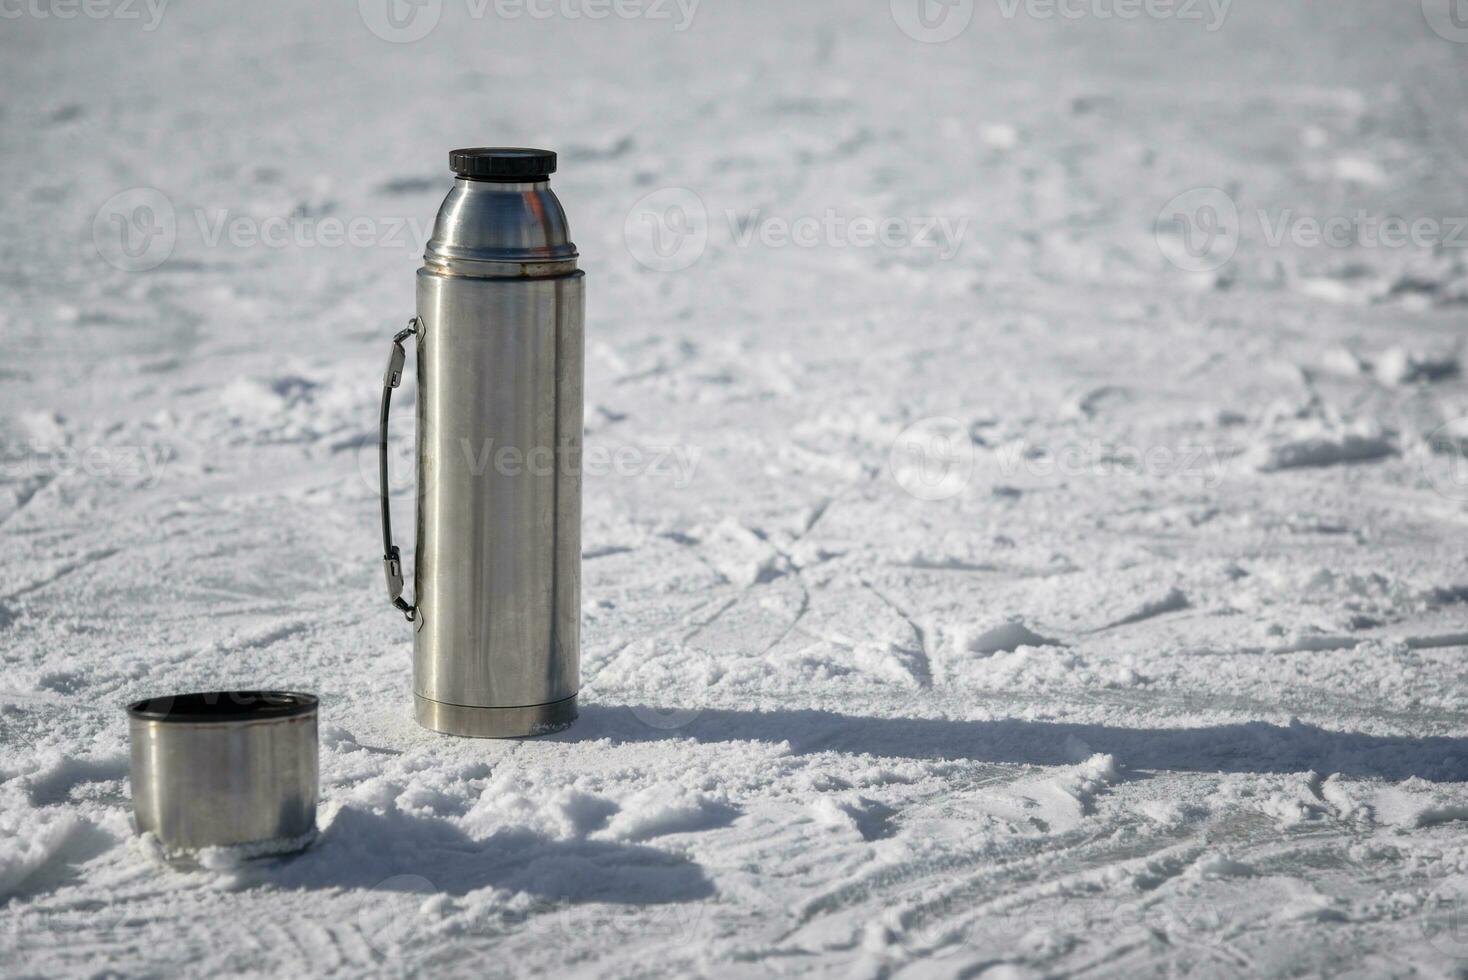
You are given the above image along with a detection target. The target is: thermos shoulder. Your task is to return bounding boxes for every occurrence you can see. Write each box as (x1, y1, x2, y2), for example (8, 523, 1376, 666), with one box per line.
(422, 176, 579, 278)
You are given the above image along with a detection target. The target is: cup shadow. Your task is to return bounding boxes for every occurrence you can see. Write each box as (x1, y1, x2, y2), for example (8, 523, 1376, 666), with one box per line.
(260, 805, 715, 903)
(571, 704, 1468, 783)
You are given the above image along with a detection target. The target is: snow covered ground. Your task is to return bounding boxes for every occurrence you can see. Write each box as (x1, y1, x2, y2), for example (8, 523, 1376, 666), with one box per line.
(4, 0, 1468, 975)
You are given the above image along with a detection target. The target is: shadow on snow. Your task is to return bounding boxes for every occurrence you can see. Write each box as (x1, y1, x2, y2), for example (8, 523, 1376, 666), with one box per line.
(575, 704, 1468, 783)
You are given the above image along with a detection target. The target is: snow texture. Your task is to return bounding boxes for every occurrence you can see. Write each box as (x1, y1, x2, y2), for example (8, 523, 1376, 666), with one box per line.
(4, 1, 1468, 976)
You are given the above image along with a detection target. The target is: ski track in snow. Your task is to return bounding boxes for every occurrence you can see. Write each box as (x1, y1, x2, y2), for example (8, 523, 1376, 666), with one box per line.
(3, 1, 1468, 976)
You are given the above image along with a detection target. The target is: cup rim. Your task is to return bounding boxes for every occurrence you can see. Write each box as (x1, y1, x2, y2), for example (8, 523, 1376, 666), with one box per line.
(127, 691, 318, 723)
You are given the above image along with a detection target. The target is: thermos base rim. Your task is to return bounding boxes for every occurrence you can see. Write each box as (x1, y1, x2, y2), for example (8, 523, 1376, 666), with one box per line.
(414, 693, 577, 738)
(145, 826, 319, 867)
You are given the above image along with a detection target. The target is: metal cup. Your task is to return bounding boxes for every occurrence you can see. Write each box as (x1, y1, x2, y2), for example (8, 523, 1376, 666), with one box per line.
(127, 691, 319, 860)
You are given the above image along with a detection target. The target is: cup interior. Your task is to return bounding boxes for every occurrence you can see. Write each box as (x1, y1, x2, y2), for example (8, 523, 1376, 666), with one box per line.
(127, 691, 318, 723)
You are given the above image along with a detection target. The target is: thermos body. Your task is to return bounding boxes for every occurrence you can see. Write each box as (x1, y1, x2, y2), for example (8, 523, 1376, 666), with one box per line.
(413, 271, 584, 734)
(379, 149, 584, 738)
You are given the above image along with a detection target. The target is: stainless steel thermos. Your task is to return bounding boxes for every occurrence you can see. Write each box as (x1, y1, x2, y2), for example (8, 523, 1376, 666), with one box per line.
(380, 148, 583, 738)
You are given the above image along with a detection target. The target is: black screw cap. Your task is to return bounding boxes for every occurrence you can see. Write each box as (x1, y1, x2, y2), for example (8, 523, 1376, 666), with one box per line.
(449, 147, 557, 182)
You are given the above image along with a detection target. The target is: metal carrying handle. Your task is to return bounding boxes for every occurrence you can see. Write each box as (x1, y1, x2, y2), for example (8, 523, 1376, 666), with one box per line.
(380, 317, 419, 622)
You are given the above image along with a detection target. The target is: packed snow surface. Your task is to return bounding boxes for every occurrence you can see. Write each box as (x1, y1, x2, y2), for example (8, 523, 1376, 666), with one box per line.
(3, 1, 1468, 976)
